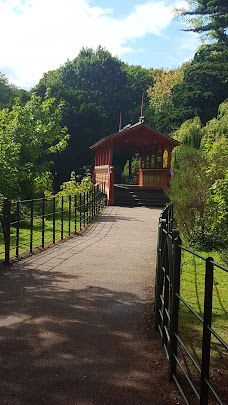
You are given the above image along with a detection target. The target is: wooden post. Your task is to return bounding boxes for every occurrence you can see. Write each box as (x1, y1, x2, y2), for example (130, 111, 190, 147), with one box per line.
(149, 153, 152, 169)
(139, 155, 142, 169)
(155, 147, 158, 168)
(167, 148, 172, 169)
(108, 166, 115, 206)
(108, 148, 113, 166)
(161, 148, 164, 168)
(95, 153, 98, 166)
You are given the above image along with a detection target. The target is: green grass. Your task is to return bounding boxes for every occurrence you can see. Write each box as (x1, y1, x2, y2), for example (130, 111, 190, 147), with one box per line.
(178, 247, 228, 377)
(0, 215, 84, 261)
(0, 199, 105, 262)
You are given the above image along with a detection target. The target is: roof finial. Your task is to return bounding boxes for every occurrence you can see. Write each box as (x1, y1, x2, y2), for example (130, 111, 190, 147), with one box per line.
(139, 94, 144, 123)
(119, 112, 122, 131)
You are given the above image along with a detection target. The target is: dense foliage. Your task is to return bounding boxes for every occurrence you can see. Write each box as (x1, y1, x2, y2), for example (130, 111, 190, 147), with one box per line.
(0, 91, 69, 200)
(163, 0, 228, 252)
(0, 73, 29, 110)
(32, 47, 154, 187)
(176, 0, 228, 43)
(167, 101, 228, 250)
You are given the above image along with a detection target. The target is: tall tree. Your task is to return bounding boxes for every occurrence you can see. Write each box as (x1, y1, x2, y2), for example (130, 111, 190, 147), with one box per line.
(172, 43, 228, 125)
(0, 72, 29, 109)
(147, 66, 185, 133)
(168, 101, 228, 248)
(177, 0, 228, 43)
(0, 91, 69, 199)
(0, 73, 17, 110)
(34, 47, 154, 187)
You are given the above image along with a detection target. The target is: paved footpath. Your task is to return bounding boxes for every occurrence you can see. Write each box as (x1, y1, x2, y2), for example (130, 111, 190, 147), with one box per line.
(0, 207, 181, 405)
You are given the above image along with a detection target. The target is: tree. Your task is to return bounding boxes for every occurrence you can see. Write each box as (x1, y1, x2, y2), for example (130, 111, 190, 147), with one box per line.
(167, 146, 210, 243)
(0, 109, 20, 200)
(147, 66, 185, 133)
(34, 47, 154, 187)
(201, 101, 228, 247)
(0, 72, 29, 110)
(58, 47, 130, 132)
(167, 101, 228, 249)
(176, 0, 228, 43)
(0, 73, 17, 110)
(171, 1, 228, 128)
(172, 116, 202, 149)
(171, 43, 228, 125)
(0, 91, 69, 199)
(124, 64, 155, 124)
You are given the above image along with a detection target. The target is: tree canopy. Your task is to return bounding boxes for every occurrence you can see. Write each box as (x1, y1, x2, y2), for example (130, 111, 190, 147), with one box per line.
(168, 101, 228, 249)
(0, 91, 69, 200)
(177, 0, 228, 43)
(33, 47, 155, 187)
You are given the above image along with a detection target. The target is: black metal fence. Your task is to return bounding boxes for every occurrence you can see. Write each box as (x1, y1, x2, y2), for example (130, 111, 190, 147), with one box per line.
(0, 185, 106, 264)
(155, 204, 228, 405)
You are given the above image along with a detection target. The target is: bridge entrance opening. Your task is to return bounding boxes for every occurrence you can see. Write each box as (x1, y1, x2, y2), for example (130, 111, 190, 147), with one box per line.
(90, 121, 179, 206)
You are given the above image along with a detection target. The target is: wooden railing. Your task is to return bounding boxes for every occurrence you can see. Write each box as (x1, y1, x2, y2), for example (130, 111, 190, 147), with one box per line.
(138, 168, 169, 188)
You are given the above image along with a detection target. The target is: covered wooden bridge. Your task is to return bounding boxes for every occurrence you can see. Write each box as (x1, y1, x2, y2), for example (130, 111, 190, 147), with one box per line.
(90, 121, 179, 206)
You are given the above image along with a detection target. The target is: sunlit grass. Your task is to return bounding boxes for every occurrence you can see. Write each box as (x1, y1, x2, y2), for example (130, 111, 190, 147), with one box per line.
(0, 195, 103, 262)
(178, 247, 228, 376)
(0, 215, 86, 261)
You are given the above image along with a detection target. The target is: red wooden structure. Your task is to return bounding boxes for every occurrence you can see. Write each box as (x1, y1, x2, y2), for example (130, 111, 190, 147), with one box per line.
(90, 121, 179, 205)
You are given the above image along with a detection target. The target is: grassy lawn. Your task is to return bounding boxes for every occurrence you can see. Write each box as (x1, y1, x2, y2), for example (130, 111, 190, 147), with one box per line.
(178, 247, 228, 384)
(0, 190, 107, 263)
(0, 209, 92, 262)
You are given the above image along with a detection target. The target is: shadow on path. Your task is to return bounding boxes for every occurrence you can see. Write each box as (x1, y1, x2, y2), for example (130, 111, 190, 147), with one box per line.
(0, 268, 180, 405)
(0, 207, 181, 405)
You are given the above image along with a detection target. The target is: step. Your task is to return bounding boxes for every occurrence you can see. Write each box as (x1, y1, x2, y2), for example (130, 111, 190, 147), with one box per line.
(114, 184, 169, 207)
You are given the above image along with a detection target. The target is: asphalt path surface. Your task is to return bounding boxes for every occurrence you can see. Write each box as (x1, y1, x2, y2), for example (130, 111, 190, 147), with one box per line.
(0, 206, 181, 405)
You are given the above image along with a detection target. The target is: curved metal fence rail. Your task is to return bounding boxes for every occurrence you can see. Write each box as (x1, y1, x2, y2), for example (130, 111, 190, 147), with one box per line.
(154, 204, 227, 405)
(0, 185, 106, 264)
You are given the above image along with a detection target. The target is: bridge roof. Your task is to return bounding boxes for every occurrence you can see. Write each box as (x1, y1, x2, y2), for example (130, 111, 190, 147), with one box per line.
(90, 122, 180, 151)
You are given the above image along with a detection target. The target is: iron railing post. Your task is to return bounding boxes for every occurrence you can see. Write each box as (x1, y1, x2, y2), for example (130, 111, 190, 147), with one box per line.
(3, 198, 11, 264)
(160, 210, 169, 346)
(154, 217, 166, 330)
(89, 189, 92, 221)
(169, 232, 181, 382)
(162, 236, 169, 348)
(74, 195, 77, 234)
(93, 187, 96, 217)
(42, 197, 45, 248)
(68, 195, 71, 236)
(53, 196, 56, 244)
(95, 185, 98, 214)
(61, 196, 64, 240)
(200, 257, 214, 405)
(83, 192, 86, 228)
(16, 200, 20, 258)
(79, 193, 82, 231)
(86, 191, 89, 224)
(30, 199, 34, 253)
(91, 188, 94, 218)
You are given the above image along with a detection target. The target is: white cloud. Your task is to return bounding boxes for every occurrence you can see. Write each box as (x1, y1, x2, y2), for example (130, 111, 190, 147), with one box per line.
(0, 0, 184, 89)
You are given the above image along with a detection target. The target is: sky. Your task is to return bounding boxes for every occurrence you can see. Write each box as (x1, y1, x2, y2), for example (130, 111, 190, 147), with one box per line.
(0, 0, 201, 90)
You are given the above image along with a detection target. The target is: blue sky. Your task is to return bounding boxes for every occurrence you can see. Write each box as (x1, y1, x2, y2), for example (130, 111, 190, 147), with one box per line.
(0, 0, 201, 89)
